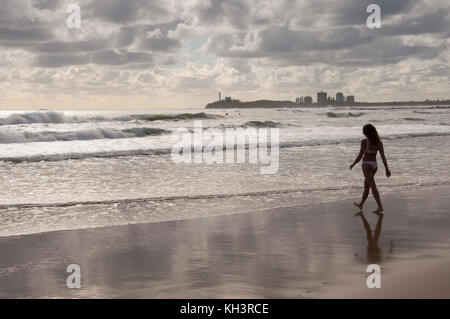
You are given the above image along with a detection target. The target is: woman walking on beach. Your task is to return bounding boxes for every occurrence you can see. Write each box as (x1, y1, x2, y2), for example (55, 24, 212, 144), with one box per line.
(350, 124, 391, 215)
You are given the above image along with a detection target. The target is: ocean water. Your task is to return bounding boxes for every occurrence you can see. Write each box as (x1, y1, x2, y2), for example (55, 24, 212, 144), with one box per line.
(0, 105, 449, 237)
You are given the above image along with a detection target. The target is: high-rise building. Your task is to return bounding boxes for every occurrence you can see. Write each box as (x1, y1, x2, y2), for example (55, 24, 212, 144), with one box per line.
(346, 95, 355, 104)
(304, 96, 313, 105)
(296, 97, 304, 104)
(336, 92, 344, 104)
(317, 91, 327, 105)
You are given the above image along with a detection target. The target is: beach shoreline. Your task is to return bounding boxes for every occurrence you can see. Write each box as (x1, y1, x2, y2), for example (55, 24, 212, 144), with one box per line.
(0, 185, 449, 298)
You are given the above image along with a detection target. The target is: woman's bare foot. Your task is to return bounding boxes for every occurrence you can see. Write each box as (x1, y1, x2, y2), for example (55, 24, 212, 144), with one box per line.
(354, 211, 363, 217)
(372, 207, 384, 216)
(353, 202, 363, 209)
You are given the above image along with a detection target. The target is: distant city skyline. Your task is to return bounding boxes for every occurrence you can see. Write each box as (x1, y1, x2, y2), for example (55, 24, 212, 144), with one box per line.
(215, 91, 450, 106)
(0, 0, 449, 109)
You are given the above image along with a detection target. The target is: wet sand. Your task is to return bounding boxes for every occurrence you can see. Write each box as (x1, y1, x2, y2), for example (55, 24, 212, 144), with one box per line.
(0, 186, 449, 298)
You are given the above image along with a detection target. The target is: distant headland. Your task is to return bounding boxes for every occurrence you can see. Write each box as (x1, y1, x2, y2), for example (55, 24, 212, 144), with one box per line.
(206, 99, 299, 109)
(205, 92, 450, 109)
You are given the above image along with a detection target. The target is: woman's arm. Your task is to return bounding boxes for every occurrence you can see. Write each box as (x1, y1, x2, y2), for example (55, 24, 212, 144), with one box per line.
(349, 140, 365, 170)
(379, 142, 391, 177)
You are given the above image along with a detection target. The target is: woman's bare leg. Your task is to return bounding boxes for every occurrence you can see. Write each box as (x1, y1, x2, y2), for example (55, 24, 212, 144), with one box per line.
(354, 178, 370, 209)
(370, 181, 383, 214)
(363, 166, 384, 214)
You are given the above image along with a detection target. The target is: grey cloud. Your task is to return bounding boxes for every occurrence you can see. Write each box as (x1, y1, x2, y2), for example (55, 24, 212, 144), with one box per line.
(137, 73, 154, 83)
(227, 58, 252, 74)
(205, 26, 374, 58)
(91, 50, 153, 66)
(259, 26, 374, 53)
(345, 38, 444, 65)
(380, 10, 450, 37)
(279, 0, 417, 28)
(0, 0, 58, 29)
(177, 75, 218, 90)
(29, 70, 55, 83)
(0, 27, 53, 41)
(0, 12, 183, 67)
(203, 1, 449, 67)
(35, 54, 90, 68)
(32, 39, 111, 54)
(204, 32, 264, 58)
(207, 31, 446, 68)
(0, 0, 448, 92)
(426, 64, 449, 77)
(116, 19, 183, 51)
(197, 0, 250, 30)
(1, 19, 184, 56)
(90, 0, 141, 24)
(271, 38, 445, 67)
(118, 20, 184, 52)
(34, 50, 154, 68)
(86, 0, 168, 24)
(31, 0, 61, 10)
(196, 0, 417, 30)
(76, 39, 112, 52)
(115, 28, 136, 48)
(140, 20, 184, 35)
(137, 37, 181, 52)
(161, 56, 176, 65)
(327, 0, 417, 26)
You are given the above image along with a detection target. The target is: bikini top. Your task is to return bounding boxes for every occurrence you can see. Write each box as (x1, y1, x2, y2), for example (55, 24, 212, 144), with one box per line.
(365, 139, 378, 154)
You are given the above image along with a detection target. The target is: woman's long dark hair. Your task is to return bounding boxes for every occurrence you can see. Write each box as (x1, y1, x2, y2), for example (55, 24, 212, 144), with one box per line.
(363, 124, 381, 145)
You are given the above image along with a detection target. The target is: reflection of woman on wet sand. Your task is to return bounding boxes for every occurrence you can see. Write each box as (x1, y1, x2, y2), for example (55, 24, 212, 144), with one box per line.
(350, 124, 391, 215)
(355, 211, 384, 263)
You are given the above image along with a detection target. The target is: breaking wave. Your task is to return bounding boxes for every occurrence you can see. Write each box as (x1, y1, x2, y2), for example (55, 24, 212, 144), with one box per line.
(198, 121, 292, 131)
(0, 127, 170, 144)
(0, 111, 131, 125)
(0, 111, 218, 125)
(2, 131, 450, 163)
(243, 121, 285, 128)
(413, 110, 450, 114)
(132, 112, 219, 121)
(325, 112, 365, 118)
(404, 117, 425, 121)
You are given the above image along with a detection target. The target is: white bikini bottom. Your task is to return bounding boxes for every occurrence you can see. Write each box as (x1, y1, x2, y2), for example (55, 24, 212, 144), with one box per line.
(362, 161, 377, 170)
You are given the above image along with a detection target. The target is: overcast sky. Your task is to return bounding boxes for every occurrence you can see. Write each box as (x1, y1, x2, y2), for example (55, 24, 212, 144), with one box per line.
(0, 0, 449, 109)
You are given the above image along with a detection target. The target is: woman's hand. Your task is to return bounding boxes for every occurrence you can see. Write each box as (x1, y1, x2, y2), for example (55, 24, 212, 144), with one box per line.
(386, 168, 391, 177)
(349, 163, 355, 170)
